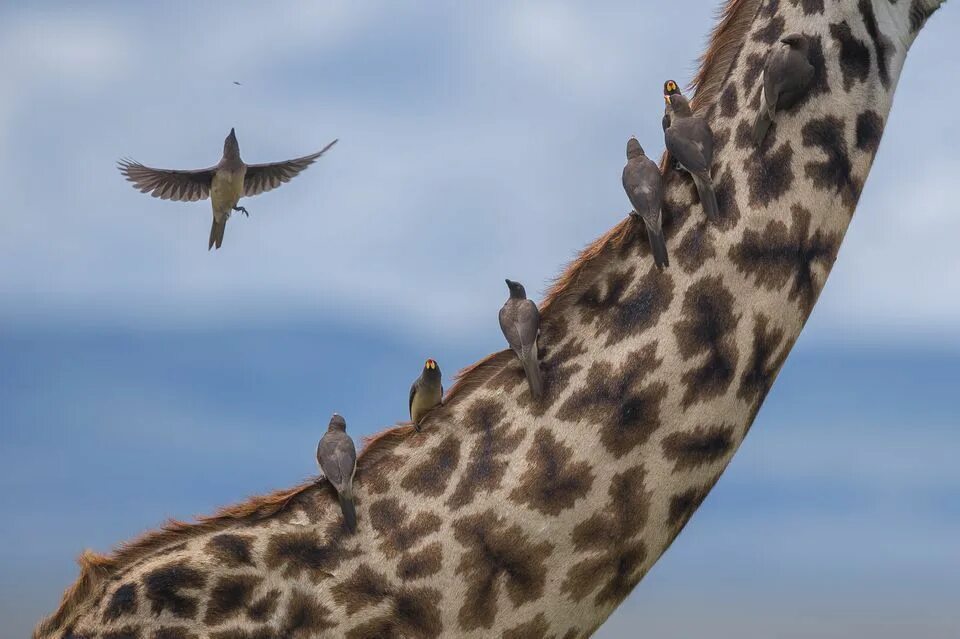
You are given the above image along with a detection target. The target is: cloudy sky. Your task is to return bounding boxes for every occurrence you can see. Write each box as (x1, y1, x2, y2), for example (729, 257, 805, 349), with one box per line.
(0, 2, 957, 638)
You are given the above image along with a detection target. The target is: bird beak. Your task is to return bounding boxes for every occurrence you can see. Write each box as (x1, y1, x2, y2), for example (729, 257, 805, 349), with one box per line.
(664, 95, 671, 105)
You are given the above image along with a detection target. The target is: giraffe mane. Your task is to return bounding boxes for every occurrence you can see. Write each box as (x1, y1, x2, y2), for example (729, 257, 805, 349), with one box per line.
(36, 1, 762, 635)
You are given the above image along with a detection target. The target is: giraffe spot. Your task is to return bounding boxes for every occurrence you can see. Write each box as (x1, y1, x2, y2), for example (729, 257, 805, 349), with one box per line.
(203, 574, 261, 626)
(557, 344, 667, 458)
(154, 628, 198, 639)
(910, 0, 942, 33)
(667, 479, 720, 534)
(858, 0, 892, 88)
(712, 126, 731, 157)
(264, 530, 356, 581)
(674, 225, 716, 274)
(453, 510, 554, 631)
(344, 586, 443, 639)
(142, 562, 206, 619)
(662, 424, 736, 472)
(102, 629, 140, 639)
(718, 83, 738, 119)
(563, 466, 652, 606)
(829, 21, 871, 91)
(738, 313, 791, 414)
(744, 140, 795, 207)
(400, 434, 461, 497)
(103, 582, 137, 622)
(279, 589, 334, 638)
(672, 276, 741, 408)
(331, 564, 391, 615)
(743, 53, 766, 90)
(205, 534, 255, 568)
(855, 110, 884, 155)
(789, 0, 825, 14)
(360, 450, 407, 495)
(396, 541, 443, 581)
(753, 15, 785, 44)
(368, 497, 442, 557)
(577, 266, 675, 346)
(246, 589, 280, 622)
(514, 336, 587, 415)
(713, 166, 742, 230)
(502, 612, 554, 639)
(447, 399, 524, 509)
(510, 428, 595, 516)
(729, 205, 841, 317)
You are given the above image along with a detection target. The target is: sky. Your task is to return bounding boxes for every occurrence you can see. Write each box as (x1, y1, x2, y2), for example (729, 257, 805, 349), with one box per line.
(0, 2, 957, 638)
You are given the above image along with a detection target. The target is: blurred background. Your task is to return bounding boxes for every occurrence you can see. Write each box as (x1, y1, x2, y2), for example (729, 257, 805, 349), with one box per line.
(0, 2, 957, 638)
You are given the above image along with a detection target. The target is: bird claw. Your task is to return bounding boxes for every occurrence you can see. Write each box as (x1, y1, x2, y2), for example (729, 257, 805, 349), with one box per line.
(233, 206, 249, 217)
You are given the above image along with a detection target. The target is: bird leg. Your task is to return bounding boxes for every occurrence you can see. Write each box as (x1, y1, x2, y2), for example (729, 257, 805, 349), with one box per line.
(233, 206, 249, 217)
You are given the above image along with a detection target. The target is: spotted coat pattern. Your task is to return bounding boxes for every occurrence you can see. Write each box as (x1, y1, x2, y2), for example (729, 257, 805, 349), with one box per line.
(35, 1, 942, 637)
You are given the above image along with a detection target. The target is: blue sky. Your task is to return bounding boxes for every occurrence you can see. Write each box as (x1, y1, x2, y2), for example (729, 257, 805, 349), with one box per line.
(0, 2, 957, 638)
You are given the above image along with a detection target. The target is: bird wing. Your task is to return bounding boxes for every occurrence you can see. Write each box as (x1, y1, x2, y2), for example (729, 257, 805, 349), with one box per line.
(409, 379, 418, 417)
(117, 160, 216, 202)
(515, 300, 540, 355)
(335, 436, 357, 487)
(665, 123, 710, 174)
(623, 160, 662, 218)
(243, 139, 338, 197)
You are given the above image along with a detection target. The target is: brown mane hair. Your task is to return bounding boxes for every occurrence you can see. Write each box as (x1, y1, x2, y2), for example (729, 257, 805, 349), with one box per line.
(35, 2, 763, 636)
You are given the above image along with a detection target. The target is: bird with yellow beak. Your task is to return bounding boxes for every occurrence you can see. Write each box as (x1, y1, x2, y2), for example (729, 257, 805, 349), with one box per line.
(409, 359, 443, 430)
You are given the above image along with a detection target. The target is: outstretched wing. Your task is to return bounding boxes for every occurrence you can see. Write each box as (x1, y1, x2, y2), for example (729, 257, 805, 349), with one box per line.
(117, 159, 215, 202)
(243, 139, 338, 197)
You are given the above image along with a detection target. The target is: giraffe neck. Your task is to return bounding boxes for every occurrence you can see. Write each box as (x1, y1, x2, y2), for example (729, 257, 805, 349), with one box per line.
(36, 1, 944, 638)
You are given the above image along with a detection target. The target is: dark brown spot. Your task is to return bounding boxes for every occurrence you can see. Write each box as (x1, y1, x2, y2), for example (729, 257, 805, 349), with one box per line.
(753, 15, 785, 44)
(729, 205, 841, 317)
(400, 434, 461, 497)
(510, 428, 595, 516)
(674, 225, 716, 274)
(204, 574, 261, 626)
(744, 140, 795, 207)
(453, 510, 553, 631)
(719, 83, 738, 119)
(577, 266, 675, 346)
(154, 628, 198, 639)
(102, 629, 139, 639)
(368, 497, 442, 557)
(789, 0, 824, 14)
(396, 542, 443, 581)
(279, 589, 334, 638)
(205, 534, 255, 568)
(672, 276, 741, 408)
(858, 0, 892, 87)
(103, 583, 137, 622)
(557, 344, 667, 458)
(662, 424, 736, 472)
(738, 313, 791, 416)
(829, 21, 871, 91)
(502, 613, 554, 639)
(247, 589, 280, 622)
(143, 563, 206, 619)
(855, 110, 884, 155)
(264, 530, 357, 581)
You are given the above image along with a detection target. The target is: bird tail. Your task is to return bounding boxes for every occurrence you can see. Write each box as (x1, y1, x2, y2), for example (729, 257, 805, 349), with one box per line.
(209, 218, 226, 250)
(521, 352, 544, 400)
(644, 216, 669, 269)
(338, 489, 357, 533)
(752, 109, 773, 146)
(692, 172, 719, 221)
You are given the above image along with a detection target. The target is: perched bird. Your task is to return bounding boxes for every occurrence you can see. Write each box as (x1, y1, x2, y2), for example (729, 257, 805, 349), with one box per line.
(661, 79, 683, 132)
(118, 129, 337, 250)
(752, 33, 815, 145)
(499, 279, 543, 399)
(664, 93, 720, 221)
(316, 413, 357, 533)
(409, 358, 443, 429)
(622, 138, 668, 269)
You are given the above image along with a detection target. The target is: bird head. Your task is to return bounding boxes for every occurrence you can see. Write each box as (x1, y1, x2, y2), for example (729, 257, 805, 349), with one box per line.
(626, 137, 645, 159)
(505, 279, 527, 299)
(423, 358, 442, 379)
(223, 128, 240, 158)
(780, 33, 809, 53)
(665, 93, 693, 117)
(328, 413, 347, 432)
(663, 79, 682, 98)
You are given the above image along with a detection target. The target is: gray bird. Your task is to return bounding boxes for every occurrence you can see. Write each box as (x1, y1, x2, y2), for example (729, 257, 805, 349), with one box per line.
(752, 33, 815, 145)
(664, 93, 720, 221)
(118, 129, 337, 250)
(499, 279, 543, 399)
(622, 138, 668, 269)
(409, 358, 443, 430)
(316, 413, 357, 533)
(661, 79, 683, 133)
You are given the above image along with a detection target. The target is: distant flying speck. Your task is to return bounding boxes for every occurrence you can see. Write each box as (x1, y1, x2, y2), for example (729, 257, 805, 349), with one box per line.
(233, 81, 242, 86)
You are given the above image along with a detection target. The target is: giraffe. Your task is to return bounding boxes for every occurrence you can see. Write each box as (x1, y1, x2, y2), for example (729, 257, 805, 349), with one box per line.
(34, 0, 946, 637)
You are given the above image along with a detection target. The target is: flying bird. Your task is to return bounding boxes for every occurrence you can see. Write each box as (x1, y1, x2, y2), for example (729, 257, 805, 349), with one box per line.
(753, 33, 815, 145)
(409, 359, 443, 430)
(233, 81, 242, 86)
(316, 413, 357, 533)
(117, 129, 337, 250)
(499, 279, 543, 399)
(622, 138, 668, 269)
(663, 93, 719, 221)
